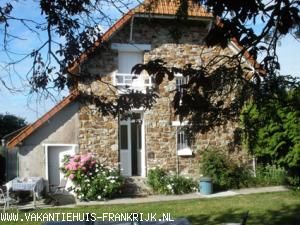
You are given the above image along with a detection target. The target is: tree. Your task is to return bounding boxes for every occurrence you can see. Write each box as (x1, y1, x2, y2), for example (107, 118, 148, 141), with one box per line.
(0, 113, 26, 184)
(241, 75, 300, 175)
(0, 113, 27, 139)
(0, 0, 300, 129)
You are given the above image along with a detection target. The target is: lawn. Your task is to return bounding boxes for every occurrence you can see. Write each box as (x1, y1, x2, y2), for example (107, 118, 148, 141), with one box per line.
(1, 191, 300, 225)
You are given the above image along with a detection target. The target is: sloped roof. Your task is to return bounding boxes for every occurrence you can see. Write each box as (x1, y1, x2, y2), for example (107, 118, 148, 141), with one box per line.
(134, 0, 212, 17)
(68, 0, 213, 74)
(7, 90, 79, 149)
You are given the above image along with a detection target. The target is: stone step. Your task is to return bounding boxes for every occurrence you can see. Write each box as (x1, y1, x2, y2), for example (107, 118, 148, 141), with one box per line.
(121, 177, 153, 197)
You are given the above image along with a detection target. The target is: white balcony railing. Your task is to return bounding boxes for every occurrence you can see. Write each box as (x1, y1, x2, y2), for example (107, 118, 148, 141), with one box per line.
(114, 73, 153, 93)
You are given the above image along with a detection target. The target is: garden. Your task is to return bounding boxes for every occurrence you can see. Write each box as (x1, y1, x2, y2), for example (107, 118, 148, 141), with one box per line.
(61, 153, 123, 201)
(1, 191, 300, 225)
(145, 80, 300, 195)
(61, 81, 300, 200)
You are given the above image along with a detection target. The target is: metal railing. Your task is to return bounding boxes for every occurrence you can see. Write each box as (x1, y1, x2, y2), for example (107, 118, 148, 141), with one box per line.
(114, 73, 153, 92)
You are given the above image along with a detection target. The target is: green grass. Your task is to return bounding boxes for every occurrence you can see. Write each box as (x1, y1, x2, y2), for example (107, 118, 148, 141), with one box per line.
(1, 191, 300, 225)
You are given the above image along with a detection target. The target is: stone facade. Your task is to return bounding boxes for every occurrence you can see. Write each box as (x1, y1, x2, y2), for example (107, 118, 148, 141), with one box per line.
(77, 17, 248, 177)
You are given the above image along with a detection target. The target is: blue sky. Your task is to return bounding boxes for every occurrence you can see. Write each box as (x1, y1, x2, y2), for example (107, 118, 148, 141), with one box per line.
(0, 1, 300, 123)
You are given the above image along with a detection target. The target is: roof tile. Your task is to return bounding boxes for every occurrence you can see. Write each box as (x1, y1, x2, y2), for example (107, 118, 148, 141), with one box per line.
(135, 0, 212, 18)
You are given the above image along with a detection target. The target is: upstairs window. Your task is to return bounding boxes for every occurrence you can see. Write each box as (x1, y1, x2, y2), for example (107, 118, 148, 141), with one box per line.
(115, 50, 152, 92)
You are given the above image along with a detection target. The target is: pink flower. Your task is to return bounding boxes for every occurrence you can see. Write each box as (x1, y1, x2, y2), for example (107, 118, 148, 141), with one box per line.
(81, 155, 91, 164)
(66, 161, 79, 171)
(74, 155, 81, 161)
(69, 174, 75, 180)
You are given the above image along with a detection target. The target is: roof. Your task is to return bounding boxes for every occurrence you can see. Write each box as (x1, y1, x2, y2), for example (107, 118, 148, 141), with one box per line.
(7, 90, 79, 149)
(68, 0, 213, 74)
(134, 0, 212, 18)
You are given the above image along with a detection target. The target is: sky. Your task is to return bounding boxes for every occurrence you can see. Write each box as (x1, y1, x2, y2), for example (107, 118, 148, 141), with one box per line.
(0, 1, 300, 123)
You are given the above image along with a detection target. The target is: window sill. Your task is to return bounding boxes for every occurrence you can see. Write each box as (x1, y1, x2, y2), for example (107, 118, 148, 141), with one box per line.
(172, 121, 189, 126)
(177, 148, 192, 156)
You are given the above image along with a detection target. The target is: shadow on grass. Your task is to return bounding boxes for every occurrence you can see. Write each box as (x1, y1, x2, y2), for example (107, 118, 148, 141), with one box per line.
(187, 204, 300, 225)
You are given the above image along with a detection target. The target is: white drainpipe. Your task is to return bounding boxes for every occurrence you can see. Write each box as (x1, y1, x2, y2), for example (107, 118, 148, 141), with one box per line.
(252, 156, 257, 177)
(130, 16, 135, 42)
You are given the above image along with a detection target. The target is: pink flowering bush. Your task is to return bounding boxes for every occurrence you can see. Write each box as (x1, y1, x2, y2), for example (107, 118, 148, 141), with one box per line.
(61, 153, 123, 201)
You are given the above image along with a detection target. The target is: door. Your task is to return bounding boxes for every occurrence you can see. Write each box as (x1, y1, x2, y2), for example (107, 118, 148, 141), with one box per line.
(48, 146, 75, 186)
(119, 113, 144, 177)
(118, 51, 144, 88)
(118, 51, 143, 74)
(131, 122, 143, 176)
(119, 120, 132, 177)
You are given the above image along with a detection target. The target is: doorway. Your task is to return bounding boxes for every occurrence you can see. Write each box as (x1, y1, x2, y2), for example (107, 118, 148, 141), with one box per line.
(45, 144, 76, 189)
(119, 113, 145, 177)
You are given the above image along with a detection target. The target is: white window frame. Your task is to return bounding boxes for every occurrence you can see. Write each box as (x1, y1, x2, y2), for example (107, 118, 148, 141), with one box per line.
(177, 128, 189, 148)
(175, 73, 189, 91)
(172, 122, 193, 156)
(112, 43, 152, 94)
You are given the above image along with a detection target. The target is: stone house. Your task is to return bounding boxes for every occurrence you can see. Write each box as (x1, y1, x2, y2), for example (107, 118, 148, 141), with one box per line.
(6, 0, 253, 188)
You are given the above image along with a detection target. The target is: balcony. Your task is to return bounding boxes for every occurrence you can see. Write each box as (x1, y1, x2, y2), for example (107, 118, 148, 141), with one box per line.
(114, 73, 153, 93)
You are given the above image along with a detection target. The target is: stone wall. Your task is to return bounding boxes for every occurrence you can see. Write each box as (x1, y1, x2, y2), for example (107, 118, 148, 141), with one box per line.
(77, 17, 249, 177)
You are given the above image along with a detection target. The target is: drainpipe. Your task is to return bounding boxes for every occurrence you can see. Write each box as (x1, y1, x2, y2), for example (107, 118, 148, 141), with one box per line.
(144, 119, 147, 177)
(175, 129, 179, 177)
(17, 148, 19, 177)
(117, 111, 121, 173)
(1, 139, 5, 147)
(129, 16, 135, 42)
(207, 20, 213, 32)
(252, 156, 257, 177)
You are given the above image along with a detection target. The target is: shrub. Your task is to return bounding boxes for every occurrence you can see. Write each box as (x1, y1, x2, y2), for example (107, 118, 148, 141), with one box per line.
(61, 153, 123, 201)
(170, 176, 198, 194)
(147, 167, 168, 193)
(255, 164, 287, 186)
(287, 176, 300, 186)
(147, 168, 197, 195)
(240, 85, 300, 177)
(200, 149, 252, 190)
(0, 148, 5, 185)
(287, 176, 300, 190)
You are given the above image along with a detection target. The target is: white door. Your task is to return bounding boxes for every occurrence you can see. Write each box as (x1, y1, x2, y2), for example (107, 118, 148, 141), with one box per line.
(119, 113, 145, 177)
(118, 52, 144, 89)
(118, 51, 143, 74)
(48, 146, 75, 186)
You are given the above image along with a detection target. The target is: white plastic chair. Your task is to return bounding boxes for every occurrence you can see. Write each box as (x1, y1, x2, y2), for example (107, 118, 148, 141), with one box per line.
(0, 186, 17, 212)
(49, 178, 68, 194)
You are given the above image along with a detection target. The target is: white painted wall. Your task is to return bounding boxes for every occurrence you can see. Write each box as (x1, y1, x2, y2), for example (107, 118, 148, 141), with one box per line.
(17, 102, 80, 179)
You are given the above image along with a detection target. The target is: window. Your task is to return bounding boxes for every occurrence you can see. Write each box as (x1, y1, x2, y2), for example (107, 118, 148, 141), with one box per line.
(177, 128, 188, 150)
(120, 125, 128, 149)
(176, 127, 192, 156)
(175, 74, 188, 91)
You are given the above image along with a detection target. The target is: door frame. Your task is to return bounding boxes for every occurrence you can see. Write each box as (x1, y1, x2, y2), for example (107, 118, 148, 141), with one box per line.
(119, 111, 146, 177)
(43, 143, 77, 191)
